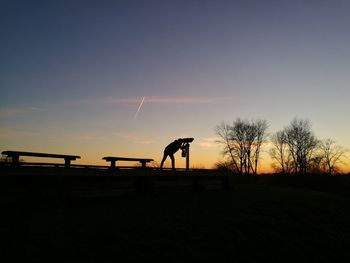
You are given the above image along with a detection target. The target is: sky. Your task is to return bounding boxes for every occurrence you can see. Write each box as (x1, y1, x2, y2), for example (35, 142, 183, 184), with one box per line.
(1, 0, 349, 171)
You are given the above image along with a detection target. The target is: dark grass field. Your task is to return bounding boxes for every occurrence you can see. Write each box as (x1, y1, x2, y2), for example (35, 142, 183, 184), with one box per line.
(1, 183, 350, 262)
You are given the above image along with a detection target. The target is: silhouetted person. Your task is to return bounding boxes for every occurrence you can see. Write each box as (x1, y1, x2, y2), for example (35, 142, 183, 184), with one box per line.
(160, 138, 186, 170)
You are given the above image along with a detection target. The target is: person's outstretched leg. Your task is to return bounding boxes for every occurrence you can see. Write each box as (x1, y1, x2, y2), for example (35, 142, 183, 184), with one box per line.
(160, 152, 168, 169)
(169, 154, 175, 170)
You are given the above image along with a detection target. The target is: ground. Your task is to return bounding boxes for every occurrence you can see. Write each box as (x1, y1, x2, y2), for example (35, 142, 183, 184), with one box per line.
(1, 184, 350, 262)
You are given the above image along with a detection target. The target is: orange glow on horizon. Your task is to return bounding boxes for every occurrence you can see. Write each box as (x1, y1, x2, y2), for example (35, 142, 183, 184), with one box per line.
(74, 154, 350, 174)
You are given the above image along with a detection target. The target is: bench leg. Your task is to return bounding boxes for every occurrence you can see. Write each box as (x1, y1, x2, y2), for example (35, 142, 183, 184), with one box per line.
(140, 161, 146, 169)
(64, 158, 71, 168)
(11, 155, 19, 167)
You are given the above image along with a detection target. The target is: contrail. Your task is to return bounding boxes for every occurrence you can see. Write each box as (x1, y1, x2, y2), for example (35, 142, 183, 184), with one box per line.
(134, 96, 145, 119)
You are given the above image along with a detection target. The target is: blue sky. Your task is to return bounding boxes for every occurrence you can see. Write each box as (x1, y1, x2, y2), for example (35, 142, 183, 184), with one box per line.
(1, 0, 349, 170)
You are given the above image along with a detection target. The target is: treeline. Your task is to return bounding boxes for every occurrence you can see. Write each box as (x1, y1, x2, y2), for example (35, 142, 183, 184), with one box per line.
(215, 118, 348, 175)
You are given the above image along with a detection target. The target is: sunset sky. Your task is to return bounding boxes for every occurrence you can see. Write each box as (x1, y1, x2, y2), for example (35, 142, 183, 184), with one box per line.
(1, 0, 349, 171)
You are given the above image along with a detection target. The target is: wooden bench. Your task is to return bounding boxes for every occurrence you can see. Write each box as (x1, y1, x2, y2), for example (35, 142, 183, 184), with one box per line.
(2, 151, 81, 168)
(102, 157, 154, 169)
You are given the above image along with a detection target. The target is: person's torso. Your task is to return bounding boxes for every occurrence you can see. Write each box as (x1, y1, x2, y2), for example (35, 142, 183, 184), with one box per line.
(165, 140, 182, 153)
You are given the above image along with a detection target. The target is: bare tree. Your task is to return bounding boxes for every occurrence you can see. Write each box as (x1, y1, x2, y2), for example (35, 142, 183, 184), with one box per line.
(230, 118, 250, 174)
(319, 139, 348, 175)
(214, 160, 235, 173)
(251, 119, 268, 175)
(215, 118, 268, 175)
(269, 130, 293, 174)
(284, 118, 319, 174)
(308, 154, 324, 174)
(215, 122, 239, 172)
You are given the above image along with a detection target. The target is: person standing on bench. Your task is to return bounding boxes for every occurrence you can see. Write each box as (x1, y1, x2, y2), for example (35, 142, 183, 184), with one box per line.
(160, 138, 186, 170)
